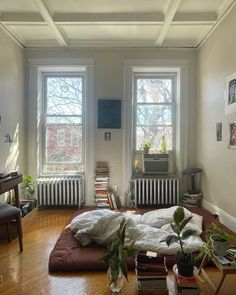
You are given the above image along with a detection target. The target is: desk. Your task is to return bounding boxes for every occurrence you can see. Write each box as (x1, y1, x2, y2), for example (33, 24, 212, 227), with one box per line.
(199, 253, 236, 294)
(0, 174, 23, 208)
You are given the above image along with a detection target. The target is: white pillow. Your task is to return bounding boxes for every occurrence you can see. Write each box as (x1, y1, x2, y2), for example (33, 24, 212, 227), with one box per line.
(161, 212, 203, 235)
(141, 206, 192, 228)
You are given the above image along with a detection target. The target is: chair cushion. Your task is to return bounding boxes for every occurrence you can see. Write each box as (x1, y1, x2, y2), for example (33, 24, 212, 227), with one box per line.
(0, 204, 21, 219)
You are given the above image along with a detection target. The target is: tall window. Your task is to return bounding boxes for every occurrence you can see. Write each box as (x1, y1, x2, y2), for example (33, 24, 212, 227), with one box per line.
(42, 73, 84, 175)
(134, 74, 175, 151)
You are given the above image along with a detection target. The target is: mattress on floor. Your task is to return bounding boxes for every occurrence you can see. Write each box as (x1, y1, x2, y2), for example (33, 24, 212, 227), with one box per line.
(48, 207, 234, 272)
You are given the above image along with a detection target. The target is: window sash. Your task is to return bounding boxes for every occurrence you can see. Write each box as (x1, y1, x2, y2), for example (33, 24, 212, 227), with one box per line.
(134, 74, 176, 151)
(42, 72, 85, 175)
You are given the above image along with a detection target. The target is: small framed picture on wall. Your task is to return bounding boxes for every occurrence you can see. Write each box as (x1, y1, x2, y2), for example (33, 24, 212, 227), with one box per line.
(216, 122, 222, 141)
(229, 122, 236, 149)
(225, 72, 236, 114)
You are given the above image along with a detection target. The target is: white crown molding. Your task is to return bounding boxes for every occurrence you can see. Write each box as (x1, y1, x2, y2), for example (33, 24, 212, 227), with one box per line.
(202, 199, 236, 234)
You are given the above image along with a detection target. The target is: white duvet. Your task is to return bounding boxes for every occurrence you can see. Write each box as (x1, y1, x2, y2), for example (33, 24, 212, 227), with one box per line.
(71, 206, 204, 255)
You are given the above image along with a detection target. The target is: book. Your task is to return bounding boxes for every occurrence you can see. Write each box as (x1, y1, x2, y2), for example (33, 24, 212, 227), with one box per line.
(175, 273, 199, 288)
(111, 193, 118, 209)
(136, 251, 167, 270)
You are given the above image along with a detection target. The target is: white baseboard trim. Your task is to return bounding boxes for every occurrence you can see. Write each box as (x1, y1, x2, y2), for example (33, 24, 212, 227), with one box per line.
(202, 199, 236, 233)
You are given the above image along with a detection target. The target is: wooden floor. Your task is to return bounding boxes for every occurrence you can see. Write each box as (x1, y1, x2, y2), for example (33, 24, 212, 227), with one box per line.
(0, 209, 235, 295)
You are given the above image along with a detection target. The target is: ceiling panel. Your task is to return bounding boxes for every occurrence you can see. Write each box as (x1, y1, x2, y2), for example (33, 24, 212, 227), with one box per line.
(0, 0, 234, 48)
(6, 24, 56, 43)
(164, 25, 212, 46)
(46, 0, 167, 14)
(178, 0, 224, 13)
(60, 24, 160, 41)
(0, 0, 38, 13)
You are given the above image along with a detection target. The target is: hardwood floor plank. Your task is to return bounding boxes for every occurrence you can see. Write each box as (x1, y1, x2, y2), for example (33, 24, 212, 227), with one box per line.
(0, 209, 235, 294)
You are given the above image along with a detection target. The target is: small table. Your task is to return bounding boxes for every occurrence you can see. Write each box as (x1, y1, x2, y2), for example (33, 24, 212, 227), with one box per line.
(0, 174, 23, 208)
(199, 253, 236, 294)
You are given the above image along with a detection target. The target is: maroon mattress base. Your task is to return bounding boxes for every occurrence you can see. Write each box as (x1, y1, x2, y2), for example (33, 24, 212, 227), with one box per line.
(48, 207, 234, 272)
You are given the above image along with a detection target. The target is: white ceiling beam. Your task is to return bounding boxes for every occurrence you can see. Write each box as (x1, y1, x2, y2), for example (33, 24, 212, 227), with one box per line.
(54, 13, 164, 23)
(34, 0, 67, 46)
(0, 11, 217, 26)
(155, 0, 182, 46)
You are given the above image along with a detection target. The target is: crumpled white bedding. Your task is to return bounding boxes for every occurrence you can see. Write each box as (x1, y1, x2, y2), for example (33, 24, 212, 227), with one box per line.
(71, 206, 204, 254)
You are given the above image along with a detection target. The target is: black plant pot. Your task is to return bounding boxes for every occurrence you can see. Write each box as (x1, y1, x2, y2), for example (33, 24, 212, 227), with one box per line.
(175, 253, 195, 278)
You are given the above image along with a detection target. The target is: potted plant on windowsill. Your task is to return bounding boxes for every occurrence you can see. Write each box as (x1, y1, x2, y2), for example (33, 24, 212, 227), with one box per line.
(162, 206, 197, 277)
(141, 141, 153, 154)
(101, 218, 136, 293)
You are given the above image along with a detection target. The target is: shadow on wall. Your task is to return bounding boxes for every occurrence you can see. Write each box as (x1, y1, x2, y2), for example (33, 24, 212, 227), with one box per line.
(0, 123, 20, 202)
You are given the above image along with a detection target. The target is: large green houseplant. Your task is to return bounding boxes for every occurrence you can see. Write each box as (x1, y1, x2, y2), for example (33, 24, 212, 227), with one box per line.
(101, 218, 136, 293)
(162, 206, 197, 277)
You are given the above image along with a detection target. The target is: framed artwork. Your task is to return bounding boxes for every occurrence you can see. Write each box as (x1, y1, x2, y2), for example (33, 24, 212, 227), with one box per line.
(104, 132, 111, 141)
(225, 72, 236, 114)
(98, 99, 121, 129)
(216, 122, 222, 141)
(229, 122, 236, 149)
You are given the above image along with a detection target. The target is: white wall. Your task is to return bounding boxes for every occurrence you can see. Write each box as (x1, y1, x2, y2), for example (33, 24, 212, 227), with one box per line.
(197, 6, 236, 222)
(0, 29, 26, 201)
(26, 48, 197, 205)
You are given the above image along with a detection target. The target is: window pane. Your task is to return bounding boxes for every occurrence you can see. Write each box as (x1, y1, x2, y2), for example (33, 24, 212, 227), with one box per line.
(47, 116, 82, 124)
(137, 78, 172, 103)
(44, 123, 83, 174)
(137, 105, 171, 126)
(46, 77, 82, 115)
(136, 126, 172, 151)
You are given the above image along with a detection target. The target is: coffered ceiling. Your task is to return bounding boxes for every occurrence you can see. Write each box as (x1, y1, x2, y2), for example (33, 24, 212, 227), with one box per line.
(0, 0, 235, 49)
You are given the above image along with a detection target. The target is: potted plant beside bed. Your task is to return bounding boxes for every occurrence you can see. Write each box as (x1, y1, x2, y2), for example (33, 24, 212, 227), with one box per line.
(162, 206, 197, 277)
(101, 218, 136, 293)
(207, 223, 236, 256)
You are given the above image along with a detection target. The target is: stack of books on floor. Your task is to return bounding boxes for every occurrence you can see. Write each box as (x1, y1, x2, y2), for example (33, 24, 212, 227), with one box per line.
(136, 251, 168, 294)
(174, 267, 200, 294)
(95, 164, 110, 208)
(182, 193, 202, 207)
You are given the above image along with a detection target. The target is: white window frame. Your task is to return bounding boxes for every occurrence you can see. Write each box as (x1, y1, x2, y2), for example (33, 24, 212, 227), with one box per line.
(28, 58, 95, 206)
(133, 73, 176, 152)
(42, 72, 85, 175)
(123, 59, 189, 194)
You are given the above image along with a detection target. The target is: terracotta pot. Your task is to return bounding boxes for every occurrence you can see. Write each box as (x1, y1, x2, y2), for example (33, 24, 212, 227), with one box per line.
(143, 147, 150, 154)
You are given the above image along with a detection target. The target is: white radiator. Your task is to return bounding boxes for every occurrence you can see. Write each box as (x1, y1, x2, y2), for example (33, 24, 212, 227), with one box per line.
(37, 177, 83, 208)
(132, 178, 179, 207)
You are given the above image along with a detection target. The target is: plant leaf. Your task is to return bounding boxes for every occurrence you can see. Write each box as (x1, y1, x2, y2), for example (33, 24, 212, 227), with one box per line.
(171, 223, 178, 234)
(179, 216, 193, 232)
(166, 235, 179, 247)
(174, 206, 185, 226)
(182, 229, 197, 240)
(120, 259, 128, 281)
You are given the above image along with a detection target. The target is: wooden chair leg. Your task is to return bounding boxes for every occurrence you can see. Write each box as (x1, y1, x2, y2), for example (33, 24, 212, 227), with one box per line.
(16, 213, 23, 252)
(6, 221, 11, 243)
